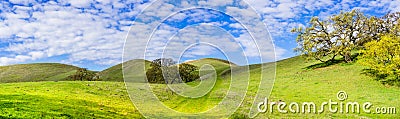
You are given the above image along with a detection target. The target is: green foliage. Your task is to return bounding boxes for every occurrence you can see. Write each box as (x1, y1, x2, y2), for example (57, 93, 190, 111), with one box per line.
(146, 59, 168, 83)
(68, 68, 100, 81)
(359, 35, 400, 86)
(292, 10, 365, 62)
(146, 58, 178, 83)
(293, 10, 399, 86)
(178, 63, 199, 83)
(292, 10, 398, 63)
(146, 58, 199, 84)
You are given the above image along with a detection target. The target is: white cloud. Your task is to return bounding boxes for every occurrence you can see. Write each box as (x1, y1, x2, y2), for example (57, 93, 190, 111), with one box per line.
(69, 0, 94, 8)
(0, 0, 394, 68)
(198, 0, 234, 7)
(8, 0, 36, 5)
(388, 1, 400, 12)
(0, 1, 129, 66)
(228, 23, 242, 29)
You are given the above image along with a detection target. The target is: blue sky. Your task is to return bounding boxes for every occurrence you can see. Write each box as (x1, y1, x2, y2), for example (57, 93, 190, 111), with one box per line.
(0, 0, 399, 71)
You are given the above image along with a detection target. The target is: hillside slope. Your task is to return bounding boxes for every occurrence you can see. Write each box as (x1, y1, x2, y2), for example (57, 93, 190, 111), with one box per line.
(98, 58, 234, 82)
(124, 56, 400, 118)
(185, 58, 237, 74)
(0, 63, 80, 83)
(232, 56, 400, 118)
(0, 56, 399, 118)
(98, 59, 151, 82)
(0, 81, 140, 118)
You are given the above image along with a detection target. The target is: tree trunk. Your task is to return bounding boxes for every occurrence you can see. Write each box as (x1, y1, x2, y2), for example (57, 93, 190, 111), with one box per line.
(344, 51, 352, 63)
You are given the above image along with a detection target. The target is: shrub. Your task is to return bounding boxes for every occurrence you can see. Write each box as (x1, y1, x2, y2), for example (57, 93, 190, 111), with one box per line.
(68, 68, 100, 81)
(146, 58, 199, 84)
(178, 63, 199, 83)
(359, 35, 400, 86)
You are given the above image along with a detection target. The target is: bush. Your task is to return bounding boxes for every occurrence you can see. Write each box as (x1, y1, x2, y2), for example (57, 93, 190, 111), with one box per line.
(359, 35, 400, 86)
(178, 63, 199, 83)
(146, 58, 199, 84)
(68, 68, 100, 81)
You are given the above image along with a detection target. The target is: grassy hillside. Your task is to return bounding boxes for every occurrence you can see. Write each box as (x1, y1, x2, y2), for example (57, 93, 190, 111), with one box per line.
(0, 81, 141, 118)
(0, 63, 80, 83)
(126, 56, 399, 118)
(98, 59, 151, 82)
(236, 56, 400, 118)
(98, 58, 233, 82)
(0, 56, 399, 118)
(185, 58, 237, 74)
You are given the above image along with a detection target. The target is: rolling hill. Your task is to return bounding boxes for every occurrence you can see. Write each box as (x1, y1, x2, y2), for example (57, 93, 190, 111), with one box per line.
(0, 56, 399, 118)
(185, 58, 237, 74)
(0, 63, 81, 83)
(0, 81, 141, 118)
(97, 59, 151, 82)
(98, 58, 234, 82)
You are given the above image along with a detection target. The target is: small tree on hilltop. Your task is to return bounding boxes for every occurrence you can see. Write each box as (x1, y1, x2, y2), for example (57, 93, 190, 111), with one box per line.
(68, 68, 97, 81)
(146, 58, 177, 84)
(146, 58, 199, 84)
(178, 63, 199, 83)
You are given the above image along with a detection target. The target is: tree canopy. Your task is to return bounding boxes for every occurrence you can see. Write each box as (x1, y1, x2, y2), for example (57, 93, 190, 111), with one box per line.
(292, 10, 399, 63)
(146, 58, 199, 84)
(68, 68, 99, 81)
(293, 10, 400, 86)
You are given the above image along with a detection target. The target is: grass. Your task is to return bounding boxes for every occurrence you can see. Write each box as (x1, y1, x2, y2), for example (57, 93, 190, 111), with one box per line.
(0, 56, 399, 118)
(254, 56, 400, 118)
(186, 58, 237, 75)
(98, 59, 151, 82)
(0, 63, 80, 83)
(0, 81, 142, 118)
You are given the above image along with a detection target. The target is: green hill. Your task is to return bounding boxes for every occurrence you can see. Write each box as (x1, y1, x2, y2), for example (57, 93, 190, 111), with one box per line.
(98, 59, 151, 82)
(0, 81, 140, 118)
(230, 56, 399, 118)
(98, 58, 234, 82)
(185, 58, 237, 74)
(0, 56, 399, 118)
(0, 63, 80, 83)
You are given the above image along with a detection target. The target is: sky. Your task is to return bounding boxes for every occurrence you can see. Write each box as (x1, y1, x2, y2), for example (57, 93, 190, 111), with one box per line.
(0, 0, 399, 71)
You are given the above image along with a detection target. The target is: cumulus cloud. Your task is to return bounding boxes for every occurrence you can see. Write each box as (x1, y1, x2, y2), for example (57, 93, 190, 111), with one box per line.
(124, 2, 281, 65)
(0, 0, 397, 68)
(0, 0, 138, 66)
(69, 0, 94, 8)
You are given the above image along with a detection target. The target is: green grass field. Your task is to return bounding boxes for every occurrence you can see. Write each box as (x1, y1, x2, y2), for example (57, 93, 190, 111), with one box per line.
(0, 56, 399, 118)
(0, 63, 80, 83)
(0, 81, 141, 118)
(98, 59, 151, 82)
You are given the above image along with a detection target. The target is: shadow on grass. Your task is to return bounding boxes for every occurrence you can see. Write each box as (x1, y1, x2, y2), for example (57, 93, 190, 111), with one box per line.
(304, 59, 344, 70)
(361, 69, 400, 87)
(304, 53, 360, 70)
